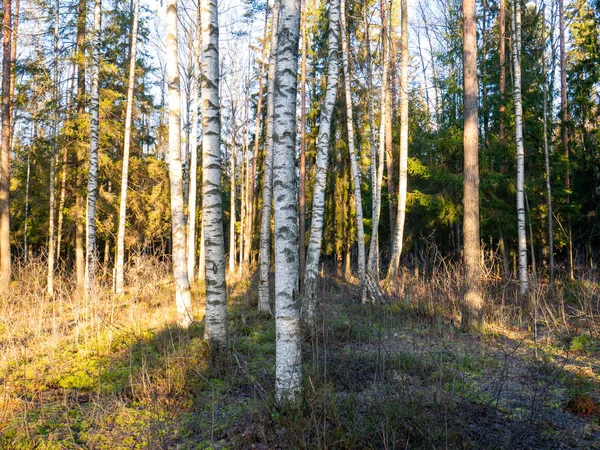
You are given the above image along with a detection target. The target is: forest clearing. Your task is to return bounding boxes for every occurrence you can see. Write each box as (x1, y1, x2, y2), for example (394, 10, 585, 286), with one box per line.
(1, 0, 600, 446)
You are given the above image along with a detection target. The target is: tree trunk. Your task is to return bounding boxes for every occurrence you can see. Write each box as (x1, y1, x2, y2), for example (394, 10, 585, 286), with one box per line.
(272, 0, 302, 402)
(499, 0, 506, 144)
(229, 93, 237, 274)
(200, 0, 228, 346)
(84, 0, 102, 294)
(47, 0, 60, 297)
(166, 0, 193, 327)
(559, 0, 573, 280)
(0, 0, 13, 287)
(364, 1, 376, 234)
(461, 0, 484, 330)
(542, 4, 554, 290)
(341, 0, 366, 298)
(258, 0, 280, 312)
(187, 2, 200, 281)
(75, 0, 86, 292)
(367, 0, 388, 277)
(244, 7, 270, 268)
(114, 0, 141, 295)
(511, 0, 528, 297)
(303, 0, 340, 325)
(387, 0, 408, 281)
(298, 0, 307, 293)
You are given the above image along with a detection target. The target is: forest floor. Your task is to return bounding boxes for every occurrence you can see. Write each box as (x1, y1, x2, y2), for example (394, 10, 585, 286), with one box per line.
(1, 258, 599, 449)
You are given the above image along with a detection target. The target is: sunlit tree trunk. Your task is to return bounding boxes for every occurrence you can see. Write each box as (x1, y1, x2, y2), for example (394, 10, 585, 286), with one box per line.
(187, 3, 200, 282)
(200, 0, 227, 345)
(273, 0, 302, 402)
(364, 2, 376, 229)
(84, 0, 103, 294)
(75, 0, 86, 292)
(166, 0, 193, 327)
(0, 0, 13, 287)
(303, 0, 340, 324)
(47, 0, 59, 296)
(229, 91, 237, 274)
(258, 0, 280, 312)
(341, 0, 366, 298)
(461, 0, 484, 329)
(387, 0, 408, 281)
(115, 0, 141, 295)
(511, 0, 528, 296)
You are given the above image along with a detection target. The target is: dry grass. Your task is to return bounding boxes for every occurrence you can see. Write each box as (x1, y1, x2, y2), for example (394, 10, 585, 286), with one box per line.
(0, 255, 598, 449)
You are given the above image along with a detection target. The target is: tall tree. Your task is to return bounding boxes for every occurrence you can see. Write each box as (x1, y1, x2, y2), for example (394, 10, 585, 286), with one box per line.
(187, 1, 201, 282)
(0, 0, 12, 287)
(244, 6, 270, 267)
(84, 0, 103, 293)
(115, 0, 141, 295)
(387, 0, 409, 280)
(166, 0, 193, 327)
(340, 0, 366, 297)
(47, 0, 60, 297)
(461, 0, 483, 329)
(511, 0, 528, 296)
(273, 0, 302, 402)
(559, 0, 573, 280)
(75, 0, 87, 291)
(298, 0, 308, 292)
(303, 0, 340, 325)
(258, 0, 280, 312)
(201, 0, 228, 346)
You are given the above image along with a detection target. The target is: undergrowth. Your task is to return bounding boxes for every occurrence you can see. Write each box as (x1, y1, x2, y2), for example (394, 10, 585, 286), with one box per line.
(0, 256, 599, 449)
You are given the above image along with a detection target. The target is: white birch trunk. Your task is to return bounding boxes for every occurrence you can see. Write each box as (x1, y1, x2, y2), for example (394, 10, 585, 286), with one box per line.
(166, 0, 193, 327)
(387, 0, 408, 280)
(273, 0, 302, 402)
(511, 0, 527, 296)
(258, 0, 280, 312)
(200, 0, 227, 346)
(367, 0, 388, 276)
(340, 0, 366, 296)
(187, 6, 200, 281)
(114, 0, 140, 295)
(302, 0, 340, 324)
(84, 0, 102, 294)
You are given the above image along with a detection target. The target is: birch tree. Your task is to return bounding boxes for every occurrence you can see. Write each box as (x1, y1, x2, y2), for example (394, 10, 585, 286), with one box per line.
(114, 0, 141, 295)
(201, 0, 227, 346)
(387, 0, 409, 281)
(511, 0, 527, 296)
(166, 0, 193, 327)
(273, 0, 302, 402)
(84, 0, 102, 293)
(303, 0, 340, 324)
(340, 0, 366, 295)
(258, 0, 280, 312)
(187, 3, 201, 281)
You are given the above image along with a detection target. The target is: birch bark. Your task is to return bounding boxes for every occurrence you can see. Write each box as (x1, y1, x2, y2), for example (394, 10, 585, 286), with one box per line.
(258, 0, 280, 312)
(201, 0, 228, 345)
(84, 0, 102, 294)
(303, 0, 340, 324)
(166, 0, 193, 327)
(511, 0, 528, 296)
(115, 0, 141, 294)
(340, 0, 366, 297)
(273, 0, 302, 402)
(387, 0, 408, 281)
